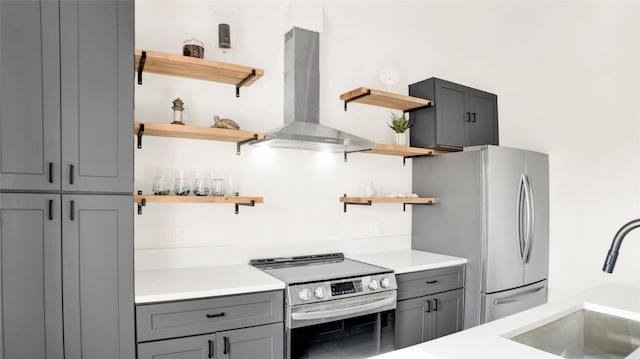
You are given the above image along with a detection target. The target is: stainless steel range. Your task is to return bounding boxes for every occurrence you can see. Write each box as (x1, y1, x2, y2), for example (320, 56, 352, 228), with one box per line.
(250, 253, 397, 359)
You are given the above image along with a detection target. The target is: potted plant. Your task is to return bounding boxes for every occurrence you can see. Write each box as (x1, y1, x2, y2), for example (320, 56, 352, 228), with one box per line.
(388, 112, 413, 147)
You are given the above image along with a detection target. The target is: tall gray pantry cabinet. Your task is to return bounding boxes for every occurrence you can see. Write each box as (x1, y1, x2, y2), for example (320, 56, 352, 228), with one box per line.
(0, 1, 135, 358)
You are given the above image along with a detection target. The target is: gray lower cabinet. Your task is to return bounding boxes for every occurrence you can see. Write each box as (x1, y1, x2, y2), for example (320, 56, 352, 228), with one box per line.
(0, 193, 64, 359)
(62, 195, 135, 359)
(138, 323, 284, 359)
(409, 77, 498, 150)
(0, 0, 133, 193)
(137, 291, 285, 359)
(394, 266, 465, 349)
(138, 334, 217, 359)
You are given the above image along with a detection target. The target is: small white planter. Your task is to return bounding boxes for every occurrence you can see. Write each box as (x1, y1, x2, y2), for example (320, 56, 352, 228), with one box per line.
(393, 132, 407, 147)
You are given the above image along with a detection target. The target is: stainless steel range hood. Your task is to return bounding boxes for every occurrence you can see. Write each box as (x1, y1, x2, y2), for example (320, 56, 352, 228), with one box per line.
(253, 27, 375, 152)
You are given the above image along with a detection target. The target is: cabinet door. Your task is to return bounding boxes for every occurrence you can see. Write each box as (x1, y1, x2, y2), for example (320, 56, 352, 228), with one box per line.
(138, 334, 217, 359)
(60, 0, 133, 193)
(468, 89, 498, 146)
(62, 195, 134, 359)
(433, 79, 468, 149)
(394, 297, 429, 349)
(0, 0, 60, 190)
(430, 288, 464, 340)
(218, 322, 284, 359)
(0, 194, 63, 359)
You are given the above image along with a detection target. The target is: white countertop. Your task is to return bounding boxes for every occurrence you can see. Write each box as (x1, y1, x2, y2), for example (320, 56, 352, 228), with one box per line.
(135, 265, 285, 304)
(350, 249, 467, 274)
(370, 283, 640, 358)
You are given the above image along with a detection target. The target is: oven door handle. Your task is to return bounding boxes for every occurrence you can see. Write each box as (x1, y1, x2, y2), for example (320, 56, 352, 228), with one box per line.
(291, 295, 396, 321)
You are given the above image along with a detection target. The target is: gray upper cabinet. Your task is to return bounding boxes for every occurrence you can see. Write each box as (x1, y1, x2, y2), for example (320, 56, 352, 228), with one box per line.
(0, 193, 64, 359)
(60, 0, 134, 193)
(0, 1, 61, 191)
(409, 78, 498, 150)
(62, 195, 134, 359)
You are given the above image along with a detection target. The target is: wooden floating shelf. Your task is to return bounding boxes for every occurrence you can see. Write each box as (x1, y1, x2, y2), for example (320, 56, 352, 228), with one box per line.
(340, 197, 436, 204)
(134, 121, 264, 143)
(340, 87, 431, 111)
(135, 195, 263, 205)
(135, 49, 264, 86)
(340, 195, 436, 212)
(135, 194, 263, 215)
(365, 144, 435, 157)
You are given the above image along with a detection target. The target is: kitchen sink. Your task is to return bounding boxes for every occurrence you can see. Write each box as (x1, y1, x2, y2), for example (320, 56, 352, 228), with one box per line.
(510, 308, 640, 358)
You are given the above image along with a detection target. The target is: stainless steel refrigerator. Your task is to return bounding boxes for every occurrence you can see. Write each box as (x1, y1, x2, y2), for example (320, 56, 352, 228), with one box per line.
(412, 145, 549, 328)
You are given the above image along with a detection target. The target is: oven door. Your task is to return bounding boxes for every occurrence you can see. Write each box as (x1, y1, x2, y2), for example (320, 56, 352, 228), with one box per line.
(287, 291, 396, 359)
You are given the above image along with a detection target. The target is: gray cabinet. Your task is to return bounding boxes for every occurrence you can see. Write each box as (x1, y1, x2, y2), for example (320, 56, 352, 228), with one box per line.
(217, 323, 284, 359)
(138, 323, 284, 359)
(0, 1, 134, 358)
(0, 0, 61, 191)
(137, 292, 285, 359)
(394, 267, 465, 349)
(0, 0, 133, 193)
(62, 195, 134, 359)
(138, 334, 217, 359)
(60, 0, 133, 193)
(0, 193, 63, 359)
(409, 78, 498, 150)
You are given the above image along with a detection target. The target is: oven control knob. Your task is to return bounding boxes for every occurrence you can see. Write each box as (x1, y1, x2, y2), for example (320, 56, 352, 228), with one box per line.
(314, 287, 325, 299)
(380, 277, 390, 288)
(298, 288, 312, 302)
(369, 279, 379, 290)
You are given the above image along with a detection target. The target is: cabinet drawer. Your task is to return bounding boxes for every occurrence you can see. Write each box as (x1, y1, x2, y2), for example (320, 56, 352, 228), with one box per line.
(136, 290, 283, 342)
(396, 266, 464, 300)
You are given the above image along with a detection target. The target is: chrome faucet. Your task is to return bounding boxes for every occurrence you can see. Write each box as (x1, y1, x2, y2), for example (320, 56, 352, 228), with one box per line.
(602, 218, 640, 273)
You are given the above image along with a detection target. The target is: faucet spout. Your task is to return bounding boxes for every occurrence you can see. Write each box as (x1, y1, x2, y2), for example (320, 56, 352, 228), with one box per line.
(603, 218, 640, 273)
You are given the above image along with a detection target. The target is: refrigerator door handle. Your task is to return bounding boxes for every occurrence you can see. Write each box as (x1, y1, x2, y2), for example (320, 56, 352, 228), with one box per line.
(523, 174, 535, 263)
(493, 285, 545, 305)
(517, 174, 527, 264)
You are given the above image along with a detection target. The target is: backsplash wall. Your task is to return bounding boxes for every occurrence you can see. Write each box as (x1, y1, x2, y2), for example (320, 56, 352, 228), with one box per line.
(135, 1, 640, 300)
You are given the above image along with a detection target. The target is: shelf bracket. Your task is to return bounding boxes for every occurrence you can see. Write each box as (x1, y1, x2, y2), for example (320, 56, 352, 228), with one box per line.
(235, 200, 256, 214)
(403, 201, 434, 212)
(343, 89, 371, 111)
(137, 123, 145, 149)
(342, 194, 372, 213)
(137, 191, 146, 215)
(236, 134, 259, 155)
(236, 69, 257, 98)
(343, 149, 370, 163)
(402, 152, 435, 166)
(137, 51, 147, 85)
(403, 102, 433, 115)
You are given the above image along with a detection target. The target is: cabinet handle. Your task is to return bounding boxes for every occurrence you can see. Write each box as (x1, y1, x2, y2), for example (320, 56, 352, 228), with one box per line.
(465, 112, 471, 122)
(223, 336, 230, 355)
(433, 299, 438, 311)
(425, 299, 431, 313)
(48, 199, 53, 221)
(472, 112, 477, 123)
(206, 312, 225, 318)
(69, 164, 74, 185)
(208, 340, 214, 358)
(48, 162, 54, 183)
(69, 200, 75, 221)
(426, 280, 439, 284)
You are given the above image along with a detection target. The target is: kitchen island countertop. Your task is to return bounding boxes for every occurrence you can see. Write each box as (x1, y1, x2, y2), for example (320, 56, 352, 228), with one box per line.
(370, 283, 640, 358)
(350, 249, 467, 274)
(135, 264, 285, 304)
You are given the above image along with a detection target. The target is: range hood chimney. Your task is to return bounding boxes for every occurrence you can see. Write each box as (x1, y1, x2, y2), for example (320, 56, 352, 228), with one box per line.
(253, 27, 375, 152)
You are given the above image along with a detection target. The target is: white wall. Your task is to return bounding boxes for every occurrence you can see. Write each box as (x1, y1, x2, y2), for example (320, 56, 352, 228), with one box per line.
(135, 1, 640, 300)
